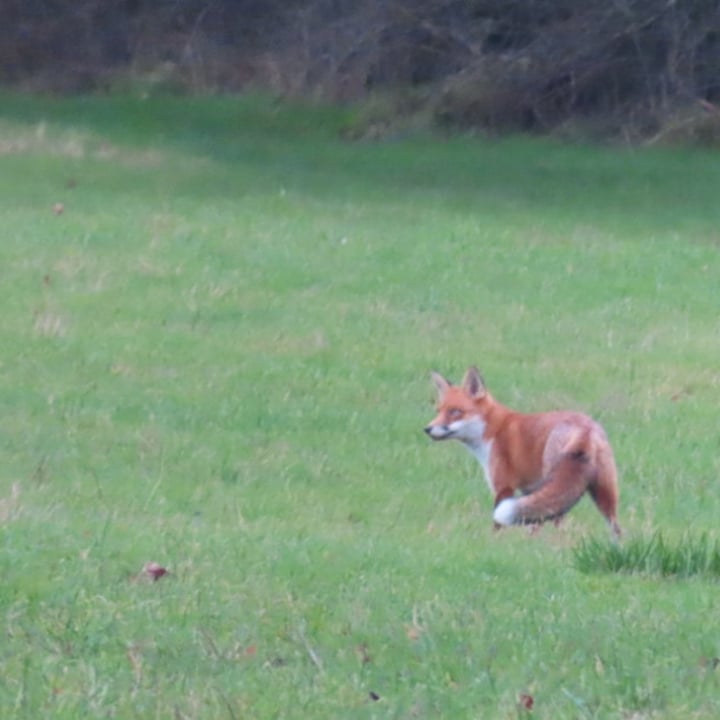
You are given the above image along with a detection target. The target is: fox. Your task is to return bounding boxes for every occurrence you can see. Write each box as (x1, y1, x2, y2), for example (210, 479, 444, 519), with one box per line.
(424, 366, 621, 537)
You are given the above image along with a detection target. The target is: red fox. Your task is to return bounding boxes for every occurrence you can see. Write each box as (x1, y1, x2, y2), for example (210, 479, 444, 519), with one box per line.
(424, 367, 621, 537)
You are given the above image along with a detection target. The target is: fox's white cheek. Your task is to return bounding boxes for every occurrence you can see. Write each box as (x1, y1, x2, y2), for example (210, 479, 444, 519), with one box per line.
(449, 418, 483, 439)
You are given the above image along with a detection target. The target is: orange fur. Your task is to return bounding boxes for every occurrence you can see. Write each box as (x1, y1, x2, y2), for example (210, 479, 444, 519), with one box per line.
(424, 367, 620, 537)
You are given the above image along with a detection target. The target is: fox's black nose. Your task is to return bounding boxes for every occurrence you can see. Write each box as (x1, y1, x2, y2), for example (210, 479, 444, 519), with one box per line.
(424, 426, 435, 436)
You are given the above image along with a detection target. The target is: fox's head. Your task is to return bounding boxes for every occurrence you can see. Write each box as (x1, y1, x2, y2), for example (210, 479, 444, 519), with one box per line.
(424, 366, 489, 443)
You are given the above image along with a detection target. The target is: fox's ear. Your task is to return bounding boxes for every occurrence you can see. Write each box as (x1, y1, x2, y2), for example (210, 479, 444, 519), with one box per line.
(430, 371, 451, 398)
(462, 366, 486, 399)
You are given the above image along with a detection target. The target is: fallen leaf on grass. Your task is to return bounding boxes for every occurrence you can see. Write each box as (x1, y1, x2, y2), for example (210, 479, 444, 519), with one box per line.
(519, 693, 534, 711)
(144, 562, 168, 581)
(131, 561, 169, 583)
(52, 202, 65, 215)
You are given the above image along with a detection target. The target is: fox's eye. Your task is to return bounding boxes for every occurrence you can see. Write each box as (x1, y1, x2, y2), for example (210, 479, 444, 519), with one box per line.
(448, 408, 463, 420)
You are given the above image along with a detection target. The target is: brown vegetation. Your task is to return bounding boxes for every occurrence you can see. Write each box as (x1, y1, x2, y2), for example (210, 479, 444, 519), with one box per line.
(2, 0, 720, 140)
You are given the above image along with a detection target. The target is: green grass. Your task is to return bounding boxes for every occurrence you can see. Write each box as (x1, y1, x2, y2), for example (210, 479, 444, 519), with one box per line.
(1, 93, 719, 719)
(574, 533, 720, 578)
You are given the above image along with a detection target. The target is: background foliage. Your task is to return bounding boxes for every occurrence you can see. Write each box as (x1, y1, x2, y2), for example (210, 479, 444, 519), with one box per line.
(3, 1, 720, 139)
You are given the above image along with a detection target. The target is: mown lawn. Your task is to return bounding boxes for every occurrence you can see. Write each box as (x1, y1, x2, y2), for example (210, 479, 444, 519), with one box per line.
(0, 94, 719, 719)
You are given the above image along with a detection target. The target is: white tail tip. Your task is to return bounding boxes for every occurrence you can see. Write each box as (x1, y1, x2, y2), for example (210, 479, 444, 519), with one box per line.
(493, 498, 518, 526)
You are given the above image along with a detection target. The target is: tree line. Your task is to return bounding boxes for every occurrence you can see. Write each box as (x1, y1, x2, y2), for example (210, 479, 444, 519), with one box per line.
(2, 0, 719, 138)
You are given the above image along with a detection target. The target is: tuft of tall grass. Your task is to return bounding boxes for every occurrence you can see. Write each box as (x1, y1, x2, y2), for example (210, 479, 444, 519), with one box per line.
(573, 532, 720, 578)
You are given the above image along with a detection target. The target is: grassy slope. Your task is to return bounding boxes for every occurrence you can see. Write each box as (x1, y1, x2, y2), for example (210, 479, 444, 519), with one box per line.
(0, 95, 719, 719)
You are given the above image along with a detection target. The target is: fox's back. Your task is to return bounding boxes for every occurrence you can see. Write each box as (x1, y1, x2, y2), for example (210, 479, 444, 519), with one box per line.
(496, 409, 605, 483)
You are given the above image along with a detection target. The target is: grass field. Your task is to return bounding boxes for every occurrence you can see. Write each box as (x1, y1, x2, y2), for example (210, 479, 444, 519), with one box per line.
(1, 93, 719, 719)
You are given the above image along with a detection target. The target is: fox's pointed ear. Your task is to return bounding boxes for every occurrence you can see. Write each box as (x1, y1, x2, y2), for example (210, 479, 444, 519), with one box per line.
(430, 371, 451, 398)
(462, 366, 486, 399)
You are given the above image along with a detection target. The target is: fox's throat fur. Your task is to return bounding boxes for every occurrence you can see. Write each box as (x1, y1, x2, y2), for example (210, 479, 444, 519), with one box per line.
(424, 366, 621, 537)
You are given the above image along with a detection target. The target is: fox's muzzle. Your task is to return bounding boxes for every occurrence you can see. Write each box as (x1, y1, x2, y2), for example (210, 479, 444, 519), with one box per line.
(424, 425, 451, 440)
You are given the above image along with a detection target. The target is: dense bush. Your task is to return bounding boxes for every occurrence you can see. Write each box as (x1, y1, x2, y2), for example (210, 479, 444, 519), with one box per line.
(2, 0, 719, 139)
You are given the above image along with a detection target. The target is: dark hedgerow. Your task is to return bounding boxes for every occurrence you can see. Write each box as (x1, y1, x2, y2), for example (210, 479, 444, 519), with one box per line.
(573, 532, 720, 579)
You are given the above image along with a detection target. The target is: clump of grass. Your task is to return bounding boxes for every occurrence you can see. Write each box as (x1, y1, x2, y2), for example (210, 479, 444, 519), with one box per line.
(573, 532, 720, 578)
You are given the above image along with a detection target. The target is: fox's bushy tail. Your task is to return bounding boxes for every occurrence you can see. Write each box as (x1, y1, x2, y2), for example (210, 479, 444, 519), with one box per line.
(493, 425, 621, 537)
